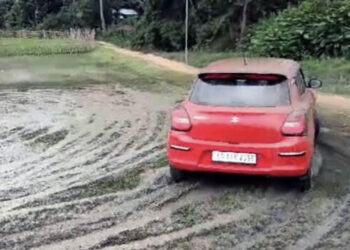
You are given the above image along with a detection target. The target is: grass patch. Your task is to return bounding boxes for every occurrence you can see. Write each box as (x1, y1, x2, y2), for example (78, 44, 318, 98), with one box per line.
(100, 32, 133, 49)
(156, 50, 240, 68)
(91, 168, 144, 193)
(172, 203, 210, 227)
(0, 43, 193, 92)
(302, 58, 350, 96)
(146, 154, 168, 169)
(90, 47, 192, 92)
(69, 155, 167, 197)
(215, 192, 245, 213)
(68, 155, 168, 196)
(57, 167, 144, 202)
(0, 38, 95, 57)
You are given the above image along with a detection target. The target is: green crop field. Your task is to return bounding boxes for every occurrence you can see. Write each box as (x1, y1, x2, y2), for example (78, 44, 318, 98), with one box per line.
(0, 38, 192, 92)
(0, 38, 96, 57)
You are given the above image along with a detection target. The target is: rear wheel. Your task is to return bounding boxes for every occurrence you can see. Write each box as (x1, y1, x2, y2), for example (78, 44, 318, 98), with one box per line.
(299, 169, 313, 192)
(299, 154, 318, 192)
(170, 165, 186, 182)
(299, 146, 323, 192)
(315, 113, 321, 141)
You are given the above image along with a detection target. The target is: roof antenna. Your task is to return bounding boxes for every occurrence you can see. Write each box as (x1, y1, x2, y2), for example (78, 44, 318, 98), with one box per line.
(243, 57, 248, 66)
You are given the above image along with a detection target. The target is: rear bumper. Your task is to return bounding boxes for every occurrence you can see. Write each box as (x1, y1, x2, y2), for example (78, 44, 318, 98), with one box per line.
(168, 131, 313, 178)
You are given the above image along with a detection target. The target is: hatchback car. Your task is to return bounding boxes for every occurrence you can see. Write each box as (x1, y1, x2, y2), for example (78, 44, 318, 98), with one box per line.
(167, 58, 322, 190)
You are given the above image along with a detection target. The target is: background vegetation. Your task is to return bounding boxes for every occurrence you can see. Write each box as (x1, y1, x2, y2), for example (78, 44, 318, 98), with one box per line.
(247, 0, 350, 59)
(159, 50, 350, 96)
(1, 0, 349, 59)
(129, 0, 303, 51)
(0, 38, 95, 56)
(0, 0, 301, 51)
(0, 0, 141, 30)
(0, 0, 350, 95)
(0, 44, 192, 93)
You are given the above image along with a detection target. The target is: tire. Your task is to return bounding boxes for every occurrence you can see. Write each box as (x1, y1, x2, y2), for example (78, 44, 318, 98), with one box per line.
(299, 169, 312, 192)
(315, 113, 321, 141)
(170, 165, 186, 182)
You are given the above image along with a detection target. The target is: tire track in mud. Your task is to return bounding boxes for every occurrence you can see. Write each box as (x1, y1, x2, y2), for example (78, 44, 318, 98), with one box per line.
(1, 79, 350, 248)
(2, 86, 170, 215)
(0, 83, 195, 250)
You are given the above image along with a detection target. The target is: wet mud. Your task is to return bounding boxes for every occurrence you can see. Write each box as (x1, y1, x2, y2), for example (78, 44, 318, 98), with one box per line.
(0, 85, 350, 250)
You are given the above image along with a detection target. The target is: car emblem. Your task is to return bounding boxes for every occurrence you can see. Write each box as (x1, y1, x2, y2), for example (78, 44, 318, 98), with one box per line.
(231, 116, 240, 124)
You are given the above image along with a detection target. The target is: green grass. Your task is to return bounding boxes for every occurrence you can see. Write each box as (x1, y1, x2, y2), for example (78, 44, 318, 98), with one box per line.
(156, 50, 240, 68)
(172, 203, 209, 227)
(91, 168, 144, 193)
(4, 38, 348, 96)
(302, 59, 350, 96)
(84, 155, 168, 196)
(100, 33, 133, 49)
(159, 51, 350, 96)
(0, 43, 193, 92)
(0, 38, 96, 57)
(216, 192, 245, 213)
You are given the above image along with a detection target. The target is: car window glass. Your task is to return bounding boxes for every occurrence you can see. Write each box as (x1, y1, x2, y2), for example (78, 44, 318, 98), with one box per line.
(190, 77, 290, 107)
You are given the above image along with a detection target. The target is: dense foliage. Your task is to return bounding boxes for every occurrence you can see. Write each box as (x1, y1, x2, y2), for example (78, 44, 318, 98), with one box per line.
(0, 0, 300, 51)
(1, 0, 349, 57)
(129, 0, 301, 51)
(247, 0, 350, 59)
(0, 0, 141, 30)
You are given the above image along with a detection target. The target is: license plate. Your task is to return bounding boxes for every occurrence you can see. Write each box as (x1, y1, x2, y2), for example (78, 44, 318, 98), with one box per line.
(212, 151, 257, 165)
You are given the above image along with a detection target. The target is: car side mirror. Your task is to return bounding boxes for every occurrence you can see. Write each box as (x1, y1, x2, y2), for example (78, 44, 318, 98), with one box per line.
(308, 78, 322, 89)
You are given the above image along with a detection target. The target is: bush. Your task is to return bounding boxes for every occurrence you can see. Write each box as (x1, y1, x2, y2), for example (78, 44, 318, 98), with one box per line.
(130, 19, 185, 51)
(247, 0, 350, 59)
(0, 38, 95, 57)
(99, 23, 136, 48)
(101, 32, 133, 48)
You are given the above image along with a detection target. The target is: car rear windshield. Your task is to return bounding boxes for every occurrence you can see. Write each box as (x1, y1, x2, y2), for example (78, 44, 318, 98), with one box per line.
(190, 74, 290, 107)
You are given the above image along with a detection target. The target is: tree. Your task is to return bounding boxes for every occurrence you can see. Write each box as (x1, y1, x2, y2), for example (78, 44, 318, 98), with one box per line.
(239, 0, 253, 47)
(99, 0, 106, 32)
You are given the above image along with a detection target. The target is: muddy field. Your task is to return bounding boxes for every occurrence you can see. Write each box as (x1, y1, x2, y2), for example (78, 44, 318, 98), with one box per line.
(0, 82, 350, 250)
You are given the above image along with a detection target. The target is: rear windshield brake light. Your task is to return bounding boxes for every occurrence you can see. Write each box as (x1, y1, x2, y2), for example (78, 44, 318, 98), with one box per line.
(200, 74, 286, 82)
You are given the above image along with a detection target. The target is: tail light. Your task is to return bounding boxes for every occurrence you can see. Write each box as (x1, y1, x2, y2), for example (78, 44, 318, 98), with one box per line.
(171, 107, 192, 131)
(282, 112, 307, 136)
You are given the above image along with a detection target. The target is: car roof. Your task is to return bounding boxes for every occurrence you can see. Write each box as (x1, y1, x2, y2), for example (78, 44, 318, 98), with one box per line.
(199, 58, 300, 79)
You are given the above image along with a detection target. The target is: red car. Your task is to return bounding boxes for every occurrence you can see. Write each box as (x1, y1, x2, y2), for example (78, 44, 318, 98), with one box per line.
(167, 58, 322, 190)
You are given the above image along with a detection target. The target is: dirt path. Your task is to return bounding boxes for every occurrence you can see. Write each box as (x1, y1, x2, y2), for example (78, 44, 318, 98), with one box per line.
(0, 44, 350, 250)
(99, 42, 199, 76)
(101, 42, 350, 110)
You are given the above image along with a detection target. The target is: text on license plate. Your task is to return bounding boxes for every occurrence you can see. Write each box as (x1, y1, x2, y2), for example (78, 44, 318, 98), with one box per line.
(212, 151, 257, 165)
